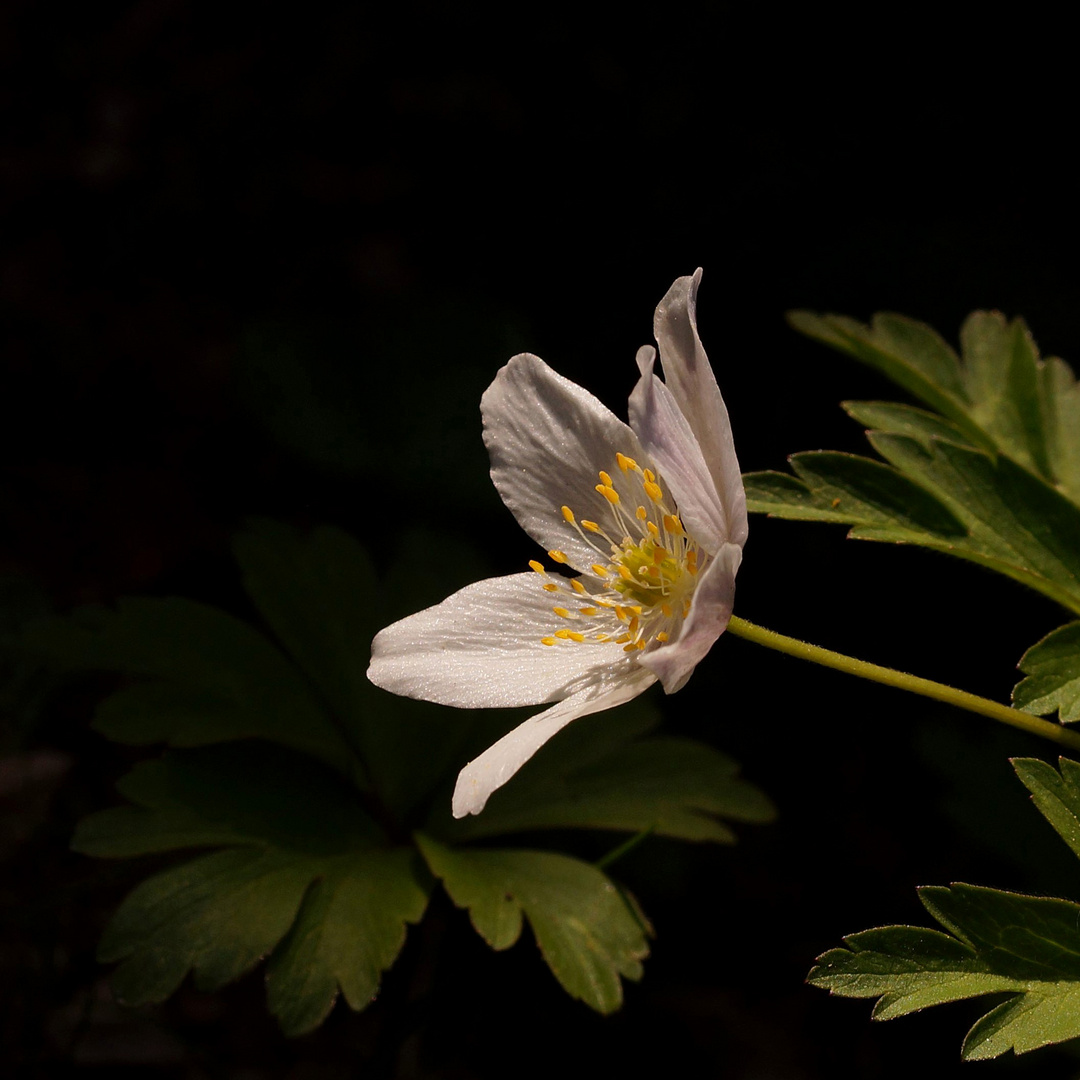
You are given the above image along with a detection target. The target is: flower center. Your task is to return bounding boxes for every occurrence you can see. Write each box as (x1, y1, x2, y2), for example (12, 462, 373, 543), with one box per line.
(529, 451, 704, 653)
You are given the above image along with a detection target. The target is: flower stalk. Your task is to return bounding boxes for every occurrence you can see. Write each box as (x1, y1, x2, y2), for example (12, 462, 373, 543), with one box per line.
(726, 615, 1080, 752)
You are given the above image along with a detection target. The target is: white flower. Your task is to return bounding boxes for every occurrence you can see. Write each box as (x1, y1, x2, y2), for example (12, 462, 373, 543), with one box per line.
(367, 270, 747, 817)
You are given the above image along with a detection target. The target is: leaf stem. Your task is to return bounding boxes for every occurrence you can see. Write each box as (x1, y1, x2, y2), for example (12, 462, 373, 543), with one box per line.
(726, 615, 1080, 752)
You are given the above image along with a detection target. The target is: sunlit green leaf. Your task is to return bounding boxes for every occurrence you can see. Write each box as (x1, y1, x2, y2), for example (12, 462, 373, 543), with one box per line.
(1013, 625, 1080, 723)
(74, 743, 430, 1036)
(1012, 756, 1080, 858)
(416, 833, 650, 1014)
(809, 882, 1080, 1060)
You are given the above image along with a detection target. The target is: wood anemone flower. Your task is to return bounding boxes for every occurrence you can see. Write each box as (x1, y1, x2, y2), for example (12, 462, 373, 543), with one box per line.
(367, 270, 747, 817)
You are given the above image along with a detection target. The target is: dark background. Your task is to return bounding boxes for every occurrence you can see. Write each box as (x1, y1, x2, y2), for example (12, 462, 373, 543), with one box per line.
(4, 3, 1080, 1077)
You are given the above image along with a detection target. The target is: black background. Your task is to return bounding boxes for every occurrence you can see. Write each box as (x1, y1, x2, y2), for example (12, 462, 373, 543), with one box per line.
(4, 4, 1080, 1077)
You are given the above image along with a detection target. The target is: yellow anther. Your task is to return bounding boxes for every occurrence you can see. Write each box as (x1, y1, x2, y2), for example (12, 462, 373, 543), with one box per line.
(598, 470, 613, 486)
(663, 514, 683, 536)
(647, 521, 659, 538)
(548, 550, 568, 563)
(553, 607, 572, 618)
(581, 520, 600, 532)
(596, 484, 620, 504)
(566, 631, 586, 643)
(623, 642, 638, 652)
(636, 505, 648, 520)
(616, 452, 638, 472)
(644, 480, 663, 501)
(628, 615, 639, 635)
(636, 640, 647, 650)
(656, 631, 669, 642)
(629, 606, 642, 614)
(529, 560, 545, 573)
(592, 564, 610, 577)
(614, 633, 632, 644)
(541, 637, 556, 646)
(571, 579, 587, 594)
(543, 583, 559, 592)
(618, 564, 634, 582)
(661, 602, 674, 618)
(580, 607, 598, 616)
(595, 634, 610, 642)
(561, 505, 575, 523)
(653, 546, 668, 564)
(615, 605, 628, 621)
(555, 629, 572, 639)
(683, 597, 692, 615)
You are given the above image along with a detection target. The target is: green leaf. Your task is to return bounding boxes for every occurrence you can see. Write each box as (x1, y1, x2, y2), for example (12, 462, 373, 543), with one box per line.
(74, 743, 430, 1036)
(746, 438, 1080, 615)
(22, 598, 356, 776)
(1012, 756, 1080, 859)
(809, 882, 1080, 1060)
(1014, 624, 1080, 722)
(415, 833, 650, 1014)
(441, 703, 774, 843)
(789, 308, 1080, 505)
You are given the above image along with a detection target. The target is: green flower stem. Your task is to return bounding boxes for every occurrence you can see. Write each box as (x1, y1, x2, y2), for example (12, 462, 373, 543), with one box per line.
(726, 615, 1080, 753)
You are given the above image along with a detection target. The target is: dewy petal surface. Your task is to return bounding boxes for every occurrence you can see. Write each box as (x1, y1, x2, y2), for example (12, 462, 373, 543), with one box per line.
(653, 270, 748, 548)
(368, 572, 633, 709)
(482, 353, 649, 573)
(638, 542, 742, 694)
(628, 344, 727, 555)
(451, 665, 658, 817)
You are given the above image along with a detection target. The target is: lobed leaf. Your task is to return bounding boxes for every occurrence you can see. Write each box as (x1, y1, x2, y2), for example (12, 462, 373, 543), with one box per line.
(809, 882, 1080, 1060)
(1012, 756, 1080, 860)
(415, 833, 650, 1014)
(74, 743, 430, 1036)
(22, 597, 356, 776)
(1013, 624, 1080, 723)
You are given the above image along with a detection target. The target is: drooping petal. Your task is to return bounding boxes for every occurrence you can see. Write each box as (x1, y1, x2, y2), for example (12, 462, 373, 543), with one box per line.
(368, 572, 632, 709)
(638, 542, 742, 694)
(451, 665, 658, 817)
(628, 344, 727, 554)
(482, 353, 648, 573)
(653, 271, 748, 548)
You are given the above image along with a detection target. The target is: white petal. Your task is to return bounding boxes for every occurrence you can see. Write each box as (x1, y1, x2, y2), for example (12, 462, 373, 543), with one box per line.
(482, 354, 648, 573)
(638, 542, 742, 694)
(451, 665, 658, 817)
(653, 271, 748, 548)
(628, 344, 727, 554)
(367, 572, 634, 708)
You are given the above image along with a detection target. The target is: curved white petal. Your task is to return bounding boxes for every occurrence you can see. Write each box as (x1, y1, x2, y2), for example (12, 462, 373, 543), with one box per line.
(482, 354, 648, 573)
(638, 542, 742, 694)
(653, 271, 748, 548)
(628, 344, 727, 554)
(367, 572, 632, 708)
(451, 665, 657, 817)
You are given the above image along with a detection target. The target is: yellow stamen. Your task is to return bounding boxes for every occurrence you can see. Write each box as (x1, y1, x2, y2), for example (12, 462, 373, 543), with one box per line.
(592, 564, 610, 577)
(596, 484, 620, 504)
(553, 607, 572, 618)
(598, 470, 613, 486)
(541, 636, 556, 646)
(628, 615, 639, 635)
(618, 565, 634, 582)
(595, 634, 610, 642)
(580, 607, 598, 616)
(529, 560, 545, 573)
(548, 550, 568, 563)
(661, 602, 673, 618)
(561, 505, 575, 523)
(615, 633, 632, 644)
(643, 468, 656, 483)
(623, 642, 638, 652)
(636, 505, 648, 520)
(555, 629, 572, 639)
(566, 631, 586, 643)
(571, 579, 587, 594)
(644, 480, 663, 501)
(616, 452, 638, 472)
(615, 605, 628, 622)
(653, 546, 667, 564)
(581, 520, 600, 532)
(656, 631, 669, 642)
(647, 521, 659, 538)
(543, 583, 559, 592)
(663, 514, 683, 535)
